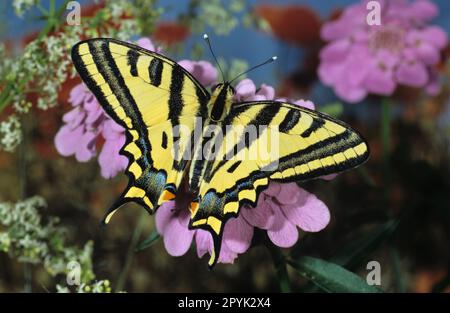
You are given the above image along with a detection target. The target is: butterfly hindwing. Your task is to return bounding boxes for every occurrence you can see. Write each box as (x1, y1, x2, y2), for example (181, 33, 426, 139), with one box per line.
(71, 38, 209, 222)
(189, 101, 369, 267)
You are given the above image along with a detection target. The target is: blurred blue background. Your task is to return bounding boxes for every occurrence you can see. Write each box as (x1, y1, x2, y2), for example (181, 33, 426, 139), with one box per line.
(2, 0, 450, 105)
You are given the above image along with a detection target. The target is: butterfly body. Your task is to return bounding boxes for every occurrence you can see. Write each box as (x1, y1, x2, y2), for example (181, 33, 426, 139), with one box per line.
(71, 38, 369, 267)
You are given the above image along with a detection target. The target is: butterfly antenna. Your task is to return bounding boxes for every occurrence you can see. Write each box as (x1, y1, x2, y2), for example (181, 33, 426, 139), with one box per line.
(203, 34, 226, 82)
(229, 56, 277, 84)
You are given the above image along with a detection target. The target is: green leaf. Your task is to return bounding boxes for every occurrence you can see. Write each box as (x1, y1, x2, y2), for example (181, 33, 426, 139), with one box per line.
(299, 220, 397, 293)
(288, 256, 382, 293)
(135, 230, 160, 252)
(319, 102, 344, 118)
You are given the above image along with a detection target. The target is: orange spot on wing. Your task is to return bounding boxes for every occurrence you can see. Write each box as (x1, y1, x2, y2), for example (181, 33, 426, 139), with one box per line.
(189, 201, 199, 217)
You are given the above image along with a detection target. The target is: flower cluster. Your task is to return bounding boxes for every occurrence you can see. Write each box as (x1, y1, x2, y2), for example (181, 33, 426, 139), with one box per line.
(0, 196, 95, 283)
(156, 182, 330, 263)
(0, 115, 22, 152)
(318, 0, 448, 103)
(1, 1, 164, 153)
(57, 279, 113, 293)
(54, 82, 129, 179)
(186, 0, 246, 35)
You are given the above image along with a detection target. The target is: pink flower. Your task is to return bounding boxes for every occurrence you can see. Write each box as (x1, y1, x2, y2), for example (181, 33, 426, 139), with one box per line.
(234, 79, 275, 101)
(156, 181, 330, 264)
(243, 183, 330, 247)
(318, 0, 448, 103)
(178, 60, 218, 86)
(155, 201, 253, 263)
(155, 80, 331, 264)
(55, 82, 128, 178)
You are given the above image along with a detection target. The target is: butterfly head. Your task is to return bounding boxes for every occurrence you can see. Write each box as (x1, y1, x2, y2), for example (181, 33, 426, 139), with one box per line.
(209, 82, 235, 122)
(203, 33, 277, 121)
(211, 82, 235, 95)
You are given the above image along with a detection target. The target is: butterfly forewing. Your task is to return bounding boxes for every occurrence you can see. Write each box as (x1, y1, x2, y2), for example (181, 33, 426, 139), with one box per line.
(71, 38, 209, 222)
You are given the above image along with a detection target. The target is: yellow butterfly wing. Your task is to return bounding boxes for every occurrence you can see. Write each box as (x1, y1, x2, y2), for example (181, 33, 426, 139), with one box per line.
(189, 101, 369, 267)
(71, 38, 209, 222)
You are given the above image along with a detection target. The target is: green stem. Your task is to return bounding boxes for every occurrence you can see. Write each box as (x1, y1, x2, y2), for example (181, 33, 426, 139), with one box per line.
(19, 116, 32, 292)
(381, 98, 391, 208)
(115, 211, 148, 292)
(389, 246, 406, 292)
(267, 244, 291, 293)
(381, 99, 391, 168)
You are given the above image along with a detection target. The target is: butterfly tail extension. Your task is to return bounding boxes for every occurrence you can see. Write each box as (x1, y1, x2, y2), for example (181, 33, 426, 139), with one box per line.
(188, 218, 224, 269)
(101, 184, 155, 226)
(188, 193, 229, 269)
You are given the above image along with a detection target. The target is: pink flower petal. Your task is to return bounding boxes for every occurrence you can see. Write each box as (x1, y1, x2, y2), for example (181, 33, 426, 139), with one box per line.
(256, 84, 275, 100)
(98, 134, 128, 179)
(75, 130, 98, 162)
(178, 60, 194, 73)
(334, 80, 367, 103)
(280, 188, 330, 232)
(62, 107, 85, 127)
(102, 119, 125, 140)
(292, 99, 315, 110)
(321, 173, 337, 181)
(263, 182, 281, 197)
(275, 183, 300, 205)
(69, 83, 88, 106)
(223, 215, 253, 254)
(195, 229, 212, 258)
(137, 37, 156, 51)
(241, 196, 275, 230)
(54, 124, 84, 156)
(320, 39, 351, 63)
(396, 61, 429, 87)
(267, 205, 299, 248)
(318, 62, 345, 86)
(422, 26, 448, 49)
(416, 42, 440, 65)
(194, 230, 238, 264)
(363, 66, 396, 96)
(235, 79, 256, 101)
(218, 242, 239, 264)
(409, 0, 438, 21)
(156, 203, 194, 257)
(196, 61, 218, 86)
(179, 60, 218, 87)
(162, 222, 194, 257)
(85, 105, 104, 125)
(155, 201, 176, 234)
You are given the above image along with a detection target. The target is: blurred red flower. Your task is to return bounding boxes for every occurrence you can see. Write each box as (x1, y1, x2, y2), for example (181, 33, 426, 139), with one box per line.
(153, 21, 190, 46)
(255, 4, 322, 46)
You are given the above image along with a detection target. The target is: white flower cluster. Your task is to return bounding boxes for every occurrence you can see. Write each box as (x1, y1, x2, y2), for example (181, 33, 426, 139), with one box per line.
(0, 196, 95, 284)
(191, 0, 245, 35)
(12, 0, 39, 17)
(56, 279, 113, 293)
(1, 0, 165, 153)
(0, 115, 22, 152)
